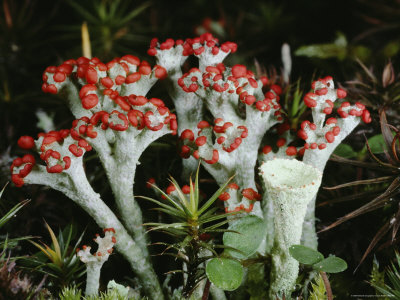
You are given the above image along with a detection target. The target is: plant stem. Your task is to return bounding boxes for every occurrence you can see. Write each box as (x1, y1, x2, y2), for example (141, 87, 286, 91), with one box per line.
(202, 280, 211, 300)
(320, 271, 333, 300)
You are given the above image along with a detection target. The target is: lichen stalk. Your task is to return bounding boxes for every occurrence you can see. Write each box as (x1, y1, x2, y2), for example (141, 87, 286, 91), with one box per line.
(260, 159, 322, 298)
(77, 229, 117, 296)
(21, 161, 163, 299)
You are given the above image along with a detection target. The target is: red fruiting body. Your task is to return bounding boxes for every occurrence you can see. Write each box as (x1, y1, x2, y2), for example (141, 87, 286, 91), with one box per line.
(86, 67, 98, 84)
(326, 117, 337, 125)
(260, 76, 269, 86)
(297, 129, 308, 140)
(271, 85, 282, 95)
(11, 154, 36, 187)
(192, 150, 200, 159)
(126, 73, 141, 84)
(325, 131, 335, 143)
(197, 121, 210, 129)
(315, 87, 328, 96)
(219, 192, 230, 201)
(332, 126, 341, 136)
(53, 72, 66, 83)
(336, 88, 347, 98)
(115, 75, 126, 85)
(146, 178, 156, 188)
(286, 146, 297, 156)
(18, 136, 35, 150)
(182, 185, 191, 194)
(362, 110, 372, 123)
(180, 129, 195, 141)
(228, 183, 239, 190)
(241, 188, 261, 201)
(195, 136, 207, 146)
(204, 149, 219, 164)
(104, 227, 116, 233)
(69, 144, 84, 157)
(262, 145, 272, 154)
(304, 93, 317, 107)
(154, 66, 167, 79)
(180, 145, 191, 158)
(217, 136, 226, 144)
(166, 184, 176, 194)
(82, 94, 99, 109)
(232, 65, 247, 78)
(276, 138, 286, 147)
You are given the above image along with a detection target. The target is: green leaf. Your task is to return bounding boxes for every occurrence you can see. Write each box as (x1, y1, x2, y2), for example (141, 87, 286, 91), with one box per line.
(206, 258, 244, 291)
(289, 245, 324, 265)
(361, 134, 389, 154)
(0, 183, 29, 229)
(199, 211, 236, 224)
(194, 163, 200, 211)
(137, 195, 185, 216)
(67, 1, 99, 24)
(118, 2, 150, 25)
(168, 177, 191, 216)
(333, 143, 357, 158)
(144, 222, 188, 232)
(309, 273, 328, 300)
(295, 33, 348, 60)
(312, 256, 348, 273)
(383, 41, 400, 58)
(223, 216, 266, 259)
(0, 182, 8, 199)
(198, 175, 234, 215)
(44, 222, 62, 264)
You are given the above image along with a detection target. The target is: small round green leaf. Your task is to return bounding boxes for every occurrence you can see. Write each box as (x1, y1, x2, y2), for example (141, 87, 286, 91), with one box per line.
(223, 216, 265, 259)
(333, 144, 357, 158)
(312, 256, 348, 273)
(289, 245, 324, 265)
(206, 258, 244, 291)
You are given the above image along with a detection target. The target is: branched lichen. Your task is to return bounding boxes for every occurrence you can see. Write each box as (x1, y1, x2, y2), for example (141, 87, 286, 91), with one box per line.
(77, 228, 117, 296)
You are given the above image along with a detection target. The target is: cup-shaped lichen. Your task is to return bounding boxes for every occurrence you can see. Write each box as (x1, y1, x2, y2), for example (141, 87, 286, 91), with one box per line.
(260, 158, 322, 298)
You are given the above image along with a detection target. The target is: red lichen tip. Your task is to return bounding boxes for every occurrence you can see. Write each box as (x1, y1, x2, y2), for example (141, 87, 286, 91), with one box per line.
(218, 192, 230, 201)
(182, 185, 191, 194)
(17, 136, 35, 150)
(362, 110, 372, 123)
(104, 228, 116, 233)
(241, 188, 261, 201)
(262, 145, 272, 154)
(232, 65, 247, 78)
(325, 131, 335, 143)
(146, 178, 156, 188)
(276, 138, 286, 148)
(180, 129, 195, 141)
(304, 93, 317, 108)
(204, 149, 219, 164)
(271, 84, 282, 96)
(336, 88, 347, 99)
(228, 183, 239, 190)
(11, 154, 36, 187)
(166, 184, 176, 195)
(285, 146, 297, 156)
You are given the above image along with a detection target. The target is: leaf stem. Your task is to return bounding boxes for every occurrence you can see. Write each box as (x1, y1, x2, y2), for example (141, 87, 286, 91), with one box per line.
(320, 271, 333, 300)
(202, 279, 211, 300)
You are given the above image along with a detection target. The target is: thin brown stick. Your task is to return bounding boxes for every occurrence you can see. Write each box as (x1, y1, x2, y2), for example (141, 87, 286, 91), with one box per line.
(320, 271, 333, 300)
(202, 279, 211, 300)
